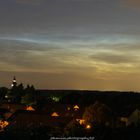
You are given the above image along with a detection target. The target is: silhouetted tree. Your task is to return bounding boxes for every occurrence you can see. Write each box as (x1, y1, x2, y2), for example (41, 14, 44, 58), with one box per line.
(7, 83, 24, 103)
(83, 101, 114, 127)
(64, 119, 85, 137)
(21, 85, 36, 105)
(0, 87, 8, 102)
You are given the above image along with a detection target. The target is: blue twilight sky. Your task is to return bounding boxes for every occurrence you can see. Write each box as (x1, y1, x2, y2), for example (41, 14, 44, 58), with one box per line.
(0, 0, 140, 91)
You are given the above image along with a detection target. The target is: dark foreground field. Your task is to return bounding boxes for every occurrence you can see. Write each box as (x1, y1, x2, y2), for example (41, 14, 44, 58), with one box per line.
(0, 88, 140, 140)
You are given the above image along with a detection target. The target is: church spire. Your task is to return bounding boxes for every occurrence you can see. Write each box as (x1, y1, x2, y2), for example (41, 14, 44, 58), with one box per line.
(11, 76, 17, 87)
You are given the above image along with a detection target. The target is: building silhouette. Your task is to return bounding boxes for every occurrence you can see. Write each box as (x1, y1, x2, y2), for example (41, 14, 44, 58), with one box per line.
(11, 76, 17, 87)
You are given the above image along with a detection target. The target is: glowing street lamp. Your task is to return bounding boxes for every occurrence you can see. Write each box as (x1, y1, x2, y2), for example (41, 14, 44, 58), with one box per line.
(86, 124, 91, 129)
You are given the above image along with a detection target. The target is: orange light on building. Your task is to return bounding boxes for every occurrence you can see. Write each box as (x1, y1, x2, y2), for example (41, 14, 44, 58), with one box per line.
(86, 124, 91, 129)
(74, 105, 79, 111)
(79, 119, 85, 125)
(67, 107, 71, 111)
(0, 120, 9, 130)
(26, 106, 35, 111)
(76, 119, 85, 125)
(120, 117, 128, 123)
(51, 112, 59, 117)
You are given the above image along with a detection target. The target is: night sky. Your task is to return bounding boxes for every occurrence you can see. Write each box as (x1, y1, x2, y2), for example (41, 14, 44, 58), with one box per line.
(0, 0, 140, 91)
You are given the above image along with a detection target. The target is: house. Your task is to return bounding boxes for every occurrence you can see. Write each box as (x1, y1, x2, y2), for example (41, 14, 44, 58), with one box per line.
(42, 104, 84, 119)
(7, 110, 72, 130)
(0, 103, 26, 113)
(0, 108, 9, 120)
(127, 109, 140, 126)
(120, 109, 140, 126)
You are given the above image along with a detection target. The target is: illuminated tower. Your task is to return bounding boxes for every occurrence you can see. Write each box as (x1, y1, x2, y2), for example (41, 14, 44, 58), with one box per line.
(11, 76, 17, 87)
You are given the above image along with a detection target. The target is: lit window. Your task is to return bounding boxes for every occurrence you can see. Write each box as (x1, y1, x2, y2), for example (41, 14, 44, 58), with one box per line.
(76, 119, 85, 125)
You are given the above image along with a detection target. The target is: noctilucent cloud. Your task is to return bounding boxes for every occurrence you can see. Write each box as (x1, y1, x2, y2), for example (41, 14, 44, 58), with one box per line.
(0, 0, 140, 91)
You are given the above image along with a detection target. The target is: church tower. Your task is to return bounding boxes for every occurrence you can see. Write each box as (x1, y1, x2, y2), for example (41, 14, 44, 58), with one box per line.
(11, 76, 17, 87)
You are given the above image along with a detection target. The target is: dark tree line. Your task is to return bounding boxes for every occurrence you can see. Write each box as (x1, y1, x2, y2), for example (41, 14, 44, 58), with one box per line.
(0, 84, 36, 105)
